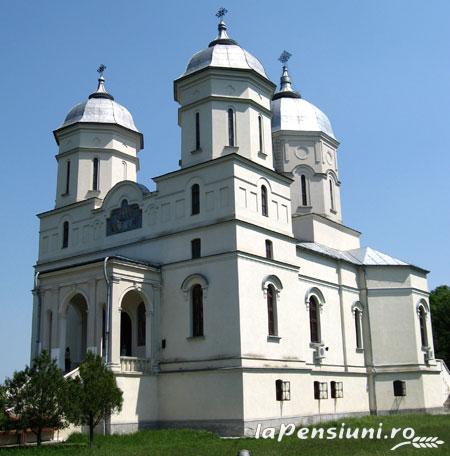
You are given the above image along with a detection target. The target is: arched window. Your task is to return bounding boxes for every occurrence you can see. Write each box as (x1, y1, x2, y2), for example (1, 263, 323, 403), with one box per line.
(92, 158, 99, 191)
(309, 296, 320, 343)
(265, 239, 273, 259)
(65, 160, 71, 194)
(195, 112, 201, 150)
(192, 285, 204, 337)
(418, 306, 428, 348)
(267, 284, 277, 336)
(258, 115, 263, 152)
(62, 221, 69, 249)
(301, 175, 308, 206)
(329, 178, 335, 211)
(228, 108, 235, 147)
(354, 308, 363, 349)
(261, 185, 268, 217)
(191, 184, 200, 215)
(137, 302, 146, 347)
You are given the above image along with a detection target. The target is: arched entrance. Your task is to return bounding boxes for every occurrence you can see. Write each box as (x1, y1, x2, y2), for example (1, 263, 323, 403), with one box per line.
(65, 294, 88, 370)
(120, 290, 147, 358)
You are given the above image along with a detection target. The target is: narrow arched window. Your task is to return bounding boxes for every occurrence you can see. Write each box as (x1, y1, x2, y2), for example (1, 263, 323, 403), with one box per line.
(195, 112, 201, 150)
(418, 307, 428, 348)
(309, 296, 320, 343)
(258, 115, 263, 152)
(355, 308, 363, 349)
(261, 185, 268, 217)
(62, 221, 69, 249)
(267, 284, 277, 336)
(228, 108, 235, 147)
(137, 302, 146, 346)
(265, 239, 273, 259)
(65, 160, 71, 194)
(92, 158, 99, 191)
(329, 178, 335, 211)
(191, 184, 200, 215)
(301, 175, 308, 206)
(192, 285, 204, 337)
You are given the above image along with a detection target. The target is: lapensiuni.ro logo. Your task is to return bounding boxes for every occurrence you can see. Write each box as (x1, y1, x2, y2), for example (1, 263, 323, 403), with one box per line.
(254, 423, 445, 451)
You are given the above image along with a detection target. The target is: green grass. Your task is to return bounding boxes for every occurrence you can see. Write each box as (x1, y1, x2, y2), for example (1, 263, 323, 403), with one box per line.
(1, 414, 449, 455)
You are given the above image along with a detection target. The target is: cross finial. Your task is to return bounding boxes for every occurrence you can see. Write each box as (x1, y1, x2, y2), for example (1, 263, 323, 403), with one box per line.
(97, 64, 107, 77)
(278, 50, 292, 65)
(216, 7, 228, 19)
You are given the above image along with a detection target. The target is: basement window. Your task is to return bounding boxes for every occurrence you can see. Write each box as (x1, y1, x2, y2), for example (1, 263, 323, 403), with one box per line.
(276, 379, 290, 401)
(330, 381, 344, 399)
(393, 380, 406, 397)
(314, 381, 328, 400)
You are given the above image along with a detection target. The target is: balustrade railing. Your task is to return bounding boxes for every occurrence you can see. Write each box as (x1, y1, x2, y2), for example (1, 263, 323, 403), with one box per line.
(120, 356, 151, 374)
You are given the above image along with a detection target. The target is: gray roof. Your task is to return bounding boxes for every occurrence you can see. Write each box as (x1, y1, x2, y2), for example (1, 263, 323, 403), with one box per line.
(298, 242, 413, 267)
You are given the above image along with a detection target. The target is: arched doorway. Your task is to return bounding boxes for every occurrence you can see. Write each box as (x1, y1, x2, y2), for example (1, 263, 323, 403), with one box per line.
(66, 294, 88, 370)
(120, 290, 147, 358)
(120, 312, 132, 356)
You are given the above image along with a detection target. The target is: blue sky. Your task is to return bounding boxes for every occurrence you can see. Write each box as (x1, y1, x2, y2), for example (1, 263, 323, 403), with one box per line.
(0, 0, 449, 381)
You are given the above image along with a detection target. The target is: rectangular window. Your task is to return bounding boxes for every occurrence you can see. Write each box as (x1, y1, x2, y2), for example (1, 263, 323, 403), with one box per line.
(228, 109, 235, 147)
(65, 160, 71, 194)
(195, 112, 200, 150)
(258, 115, 263, 152)
(93, 158, 99, 191)
(276, 380, 291, 401)
(191, 238, 201, 259)
(314, 381, 328, 400)
(330, 381, 344, 399)
(393, 380, 406, 397)
(265, 240, 273, 259)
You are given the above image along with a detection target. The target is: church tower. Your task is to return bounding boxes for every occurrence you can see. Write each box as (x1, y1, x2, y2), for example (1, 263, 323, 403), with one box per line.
(53, 68, 143, 208)
(174, 13, 276, 170)
(271, 55, 342, 223)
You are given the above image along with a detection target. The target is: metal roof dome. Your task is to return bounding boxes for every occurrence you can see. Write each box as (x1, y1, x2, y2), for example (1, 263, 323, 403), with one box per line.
(59, 76, 140, 134)
(271, 65, 335, 139)
(182, 20, 268, 79)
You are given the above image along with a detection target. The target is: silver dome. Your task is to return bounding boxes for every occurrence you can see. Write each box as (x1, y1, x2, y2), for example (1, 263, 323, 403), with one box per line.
(271, 65, 335, 139)
(272, 97, 335, 139)
(182, 20, 268, 79)
(59, 77, 140, 134)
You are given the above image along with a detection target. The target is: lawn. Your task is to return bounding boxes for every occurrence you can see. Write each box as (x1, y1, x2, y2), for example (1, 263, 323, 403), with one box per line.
(1, 414, 449, 455)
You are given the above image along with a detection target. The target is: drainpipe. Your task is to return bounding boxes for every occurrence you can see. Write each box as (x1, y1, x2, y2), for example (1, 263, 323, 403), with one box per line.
(34, 271, 42, 359)
(103, 257, 111, 366)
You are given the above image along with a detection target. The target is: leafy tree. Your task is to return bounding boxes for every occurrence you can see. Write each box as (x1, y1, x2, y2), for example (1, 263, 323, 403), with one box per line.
(430, 285, 450, 366)
(66, 352, 123, 447)
(0, 385, 9, 431)
(4, 351, 67, 445)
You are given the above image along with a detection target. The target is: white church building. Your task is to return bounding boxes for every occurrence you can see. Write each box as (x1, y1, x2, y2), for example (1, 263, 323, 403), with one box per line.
(30, 16, 449, 435)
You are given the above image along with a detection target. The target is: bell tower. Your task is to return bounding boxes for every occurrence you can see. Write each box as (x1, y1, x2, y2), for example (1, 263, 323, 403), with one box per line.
(271, 53, 342, 223)
(53, 66, 143, 209)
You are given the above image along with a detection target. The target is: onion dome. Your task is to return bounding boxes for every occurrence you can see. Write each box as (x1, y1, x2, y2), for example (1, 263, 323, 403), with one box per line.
(182, 19, 268, 79)
(271, 64, 335, 139)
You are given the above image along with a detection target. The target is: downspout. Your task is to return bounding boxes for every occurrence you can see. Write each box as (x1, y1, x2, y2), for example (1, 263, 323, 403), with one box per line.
(337, 260, 348, 371)
(34, 271, 42, 358)
(103, 257, 111, 366)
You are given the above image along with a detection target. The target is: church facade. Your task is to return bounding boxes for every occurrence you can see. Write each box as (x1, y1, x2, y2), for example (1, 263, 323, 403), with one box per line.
(30, 18, 449, 435)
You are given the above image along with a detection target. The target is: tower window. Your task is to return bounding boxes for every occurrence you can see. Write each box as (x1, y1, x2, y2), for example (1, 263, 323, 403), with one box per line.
(261, 185, 268, 217)
(314, 381, 328, 400)
(276, 379, 291, 401)
(192, 284, 204, 337)
(195, 112, 201, 150)
(228, 108, 235, 147)
(301, 175, 308, 206)
(92, 158, 99, 191)
(393, 380, 406, 397)
(267, 284, 277, 336)
(309, 296, 320, 343)
(418, 307, 428, 348)
(265, 240, 273, 259)
(137, 302, 146, 347)
(329, 179, 335, 211)
(355, 308, 363, 349)
(191, 184, 200, 215)
(65, 160, 71, 195)
(191, 238, 201, 259)
(258, 115, 263, 152)
(62, 221, 69, 249)
(330, 381, 344, 399)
